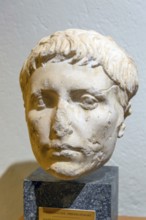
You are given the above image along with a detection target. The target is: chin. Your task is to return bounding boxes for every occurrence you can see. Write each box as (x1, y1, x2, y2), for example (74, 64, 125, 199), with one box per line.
(46, 162, 84, 180)
(47, 160, 102, 180)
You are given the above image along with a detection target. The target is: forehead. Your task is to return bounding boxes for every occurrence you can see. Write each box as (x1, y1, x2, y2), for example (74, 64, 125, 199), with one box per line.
(29, 62, 114, 93)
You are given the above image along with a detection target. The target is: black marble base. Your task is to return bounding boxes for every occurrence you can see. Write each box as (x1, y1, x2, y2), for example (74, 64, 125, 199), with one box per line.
(24, 166, 118, 220)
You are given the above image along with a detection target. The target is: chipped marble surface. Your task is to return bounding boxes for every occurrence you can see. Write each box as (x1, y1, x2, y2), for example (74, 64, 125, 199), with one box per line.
(20, 29, 138, 180)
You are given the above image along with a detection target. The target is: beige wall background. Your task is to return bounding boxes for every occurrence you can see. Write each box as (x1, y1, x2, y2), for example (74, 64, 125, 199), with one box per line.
(0, 0, 146, 219)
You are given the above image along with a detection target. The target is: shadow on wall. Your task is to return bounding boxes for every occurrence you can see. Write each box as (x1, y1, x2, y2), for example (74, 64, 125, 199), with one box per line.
(0, 161, 39, 220)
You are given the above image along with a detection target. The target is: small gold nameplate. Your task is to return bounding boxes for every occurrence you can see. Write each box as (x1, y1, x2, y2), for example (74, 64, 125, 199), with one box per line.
(39, 207, 96, 220)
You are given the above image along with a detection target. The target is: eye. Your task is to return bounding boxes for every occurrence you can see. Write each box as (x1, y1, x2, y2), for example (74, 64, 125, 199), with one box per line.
(41, 90, 58, 108)
(80, 94, 98, 110)
(30, 90, 59, 111)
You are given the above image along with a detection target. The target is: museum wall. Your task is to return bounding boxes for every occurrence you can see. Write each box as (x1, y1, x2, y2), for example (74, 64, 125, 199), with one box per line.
(0, 0, 146, 219)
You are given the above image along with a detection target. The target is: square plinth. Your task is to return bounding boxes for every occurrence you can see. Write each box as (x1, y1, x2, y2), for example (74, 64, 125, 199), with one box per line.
(24, 166, 118, 220)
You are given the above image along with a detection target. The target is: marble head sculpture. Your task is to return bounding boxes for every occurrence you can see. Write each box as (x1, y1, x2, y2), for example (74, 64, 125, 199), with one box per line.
(20, 29, 138, 180)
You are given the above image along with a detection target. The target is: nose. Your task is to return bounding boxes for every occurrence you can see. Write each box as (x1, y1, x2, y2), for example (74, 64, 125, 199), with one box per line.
(50, 99, 73, 139)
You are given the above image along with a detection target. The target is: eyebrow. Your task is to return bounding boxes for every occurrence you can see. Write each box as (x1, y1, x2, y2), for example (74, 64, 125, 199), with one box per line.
(30, 89, 58, 99)
(70, 85, 117, 97)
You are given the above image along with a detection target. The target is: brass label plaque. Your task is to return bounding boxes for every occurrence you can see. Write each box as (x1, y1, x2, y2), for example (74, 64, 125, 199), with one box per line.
(39, 207, 96, 220)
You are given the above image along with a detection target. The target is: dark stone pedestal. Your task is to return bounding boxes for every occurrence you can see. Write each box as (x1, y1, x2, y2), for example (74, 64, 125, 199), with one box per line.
(24, 166, 118, 220)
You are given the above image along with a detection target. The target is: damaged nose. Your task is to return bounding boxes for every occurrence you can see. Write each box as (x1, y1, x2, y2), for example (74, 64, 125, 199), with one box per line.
(52, 121, 73, 138)
(50, 100, 73, 139)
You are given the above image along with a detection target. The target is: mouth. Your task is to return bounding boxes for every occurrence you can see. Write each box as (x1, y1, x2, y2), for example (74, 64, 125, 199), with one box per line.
(46, 142, 84, 160)
(52, 149, 82, 158)
(51, 144, 81, 153)
(49, 143, 73, 151)
(40, 141, 102, 159)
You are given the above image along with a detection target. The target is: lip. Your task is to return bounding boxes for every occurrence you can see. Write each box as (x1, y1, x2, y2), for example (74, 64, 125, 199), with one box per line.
(51, 149, 84, 162)
(53, 149, 78, 156)
(42, 141, 102, 155)
(50, 143, 74, 151)
(49, 143, 85, 157)
(50, 144, 71, 150)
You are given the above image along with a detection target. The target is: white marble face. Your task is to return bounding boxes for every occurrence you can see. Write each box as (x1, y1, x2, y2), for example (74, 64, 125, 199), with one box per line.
(25, 62, 124, 179)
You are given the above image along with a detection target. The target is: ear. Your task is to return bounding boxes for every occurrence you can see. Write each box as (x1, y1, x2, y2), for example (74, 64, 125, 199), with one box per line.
(117, 122, 126, 138)
(124, 102, 132, 119)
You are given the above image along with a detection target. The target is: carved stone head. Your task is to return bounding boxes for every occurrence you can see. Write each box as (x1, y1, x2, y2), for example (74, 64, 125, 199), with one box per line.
(20, 29, 138, 180)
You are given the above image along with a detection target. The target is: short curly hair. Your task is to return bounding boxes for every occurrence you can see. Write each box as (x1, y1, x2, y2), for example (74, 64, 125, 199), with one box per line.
(20, 29, 138, 116)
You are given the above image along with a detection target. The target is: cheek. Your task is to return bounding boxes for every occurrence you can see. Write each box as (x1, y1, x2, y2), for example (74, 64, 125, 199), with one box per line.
(84, 106, 119, 139)
(26, 110, 52, 143)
